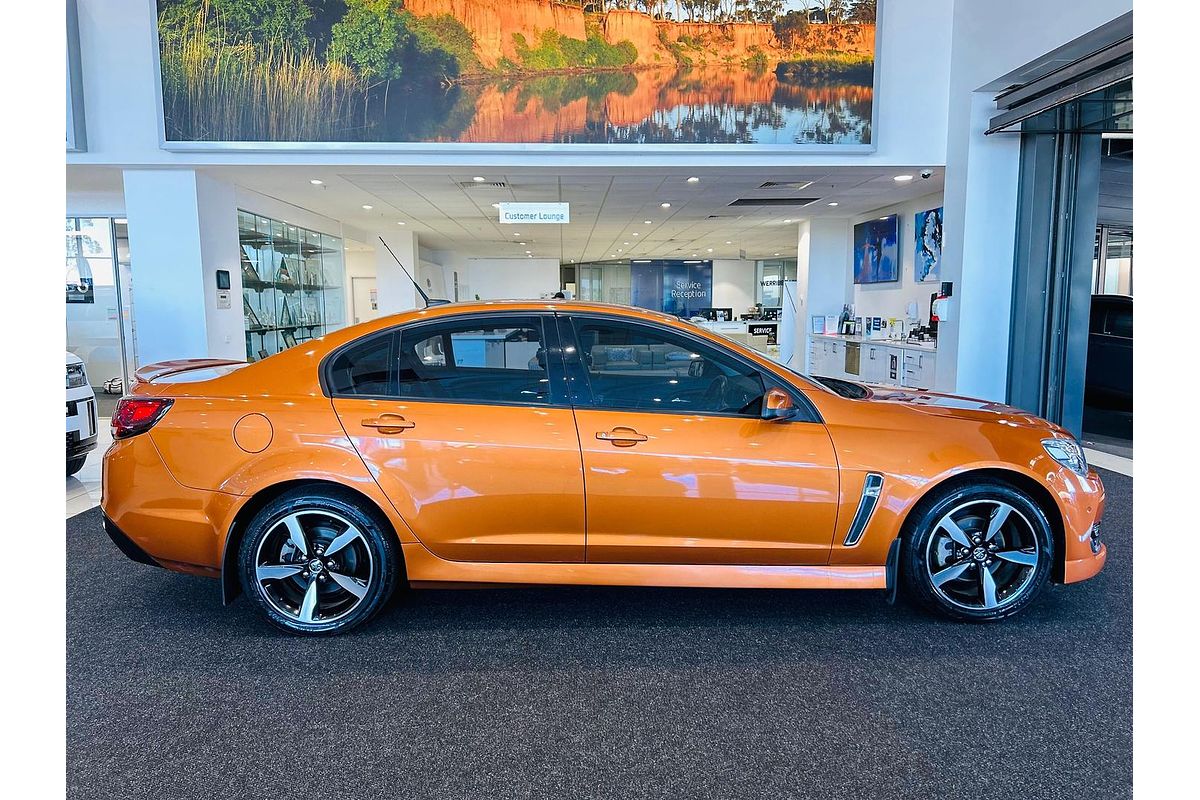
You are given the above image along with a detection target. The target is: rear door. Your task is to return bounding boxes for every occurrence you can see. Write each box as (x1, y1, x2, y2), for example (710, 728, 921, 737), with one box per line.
(329, 313, 585, 562)
(561, 314, 841, 565)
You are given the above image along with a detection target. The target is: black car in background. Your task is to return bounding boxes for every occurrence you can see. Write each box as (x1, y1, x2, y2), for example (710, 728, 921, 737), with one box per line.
(1085, 294, 1132, 409)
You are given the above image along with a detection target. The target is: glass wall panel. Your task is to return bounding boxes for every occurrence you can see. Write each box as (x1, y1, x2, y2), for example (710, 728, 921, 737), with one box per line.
(755, 259, 797, 307)
(239, 210, 346, 361)
(66, 217, 133, 388)
(575, 261, 631, 305)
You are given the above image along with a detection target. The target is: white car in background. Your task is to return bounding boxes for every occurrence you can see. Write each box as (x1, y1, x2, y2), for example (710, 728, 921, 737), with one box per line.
(66, 352, 98, 477)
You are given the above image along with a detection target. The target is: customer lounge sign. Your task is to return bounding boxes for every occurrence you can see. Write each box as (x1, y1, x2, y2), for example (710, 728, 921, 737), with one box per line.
(497, 203, 570, 224)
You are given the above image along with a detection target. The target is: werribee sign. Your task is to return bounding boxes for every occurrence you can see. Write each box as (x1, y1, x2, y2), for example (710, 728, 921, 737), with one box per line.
(498, 203, 570, 224)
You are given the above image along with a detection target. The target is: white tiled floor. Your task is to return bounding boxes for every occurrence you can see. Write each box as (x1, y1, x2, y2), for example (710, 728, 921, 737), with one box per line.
(66, 427, 110, 518)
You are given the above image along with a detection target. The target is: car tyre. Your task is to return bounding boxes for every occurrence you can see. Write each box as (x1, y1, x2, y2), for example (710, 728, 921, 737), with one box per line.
(67, 456, 87, 477)
(238, 488, 399, 635)
(901, 479, 1054, 622)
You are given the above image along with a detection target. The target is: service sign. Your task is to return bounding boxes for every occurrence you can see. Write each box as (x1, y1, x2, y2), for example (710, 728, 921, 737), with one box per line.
(497, 203, 570, 224)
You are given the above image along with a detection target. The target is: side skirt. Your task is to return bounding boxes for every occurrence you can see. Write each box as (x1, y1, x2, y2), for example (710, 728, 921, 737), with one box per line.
(402, 543, 886, 590)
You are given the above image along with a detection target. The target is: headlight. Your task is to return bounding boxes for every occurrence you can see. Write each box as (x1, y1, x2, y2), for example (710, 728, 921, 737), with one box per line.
(1042, 437, 1088, 477)
(66, 362, 87, 389)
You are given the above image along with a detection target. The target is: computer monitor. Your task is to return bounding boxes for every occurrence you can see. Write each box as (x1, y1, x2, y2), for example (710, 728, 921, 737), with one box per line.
(699, 308, 734, 322)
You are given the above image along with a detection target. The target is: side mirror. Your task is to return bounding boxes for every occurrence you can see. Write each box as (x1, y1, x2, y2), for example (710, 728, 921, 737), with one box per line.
(762, 387, 798, 421)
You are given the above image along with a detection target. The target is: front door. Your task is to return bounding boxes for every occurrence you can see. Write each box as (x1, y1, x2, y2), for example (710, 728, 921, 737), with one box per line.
(563, 315, 840, 565)
(330, 314, 585, 562)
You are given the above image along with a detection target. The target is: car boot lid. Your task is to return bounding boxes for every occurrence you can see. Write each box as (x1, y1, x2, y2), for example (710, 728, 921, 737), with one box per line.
(133, 358, 248, 385)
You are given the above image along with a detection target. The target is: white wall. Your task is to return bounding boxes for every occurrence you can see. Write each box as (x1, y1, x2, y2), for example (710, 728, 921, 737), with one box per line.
(850, 190, 945, 323)
(122, 169, 243, 364)
(67, 0, 953, 170)
(937, 0, 1132, 398)
(467, 258, 560, 301)
(343, 245, 376, 324)
(712, 260, 756, 313)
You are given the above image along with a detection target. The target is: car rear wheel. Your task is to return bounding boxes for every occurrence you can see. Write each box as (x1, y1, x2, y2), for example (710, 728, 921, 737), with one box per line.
(67, 456, 87, 477)
(901, 480, 1054, 622)
(238, 489, 398, 635)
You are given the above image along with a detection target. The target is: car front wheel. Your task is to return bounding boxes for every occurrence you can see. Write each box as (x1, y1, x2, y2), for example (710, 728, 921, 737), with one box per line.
(238, 488, 398, 635)
(901, 480, 1054, 622)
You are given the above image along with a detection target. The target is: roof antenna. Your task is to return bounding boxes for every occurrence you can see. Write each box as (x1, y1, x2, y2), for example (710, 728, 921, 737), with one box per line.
(378, 236, 450, 307)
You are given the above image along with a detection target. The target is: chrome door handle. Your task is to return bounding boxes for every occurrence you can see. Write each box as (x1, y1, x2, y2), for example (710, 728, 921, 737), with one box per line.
(596, 427, 648, 447)
(361, 414, 415, 433)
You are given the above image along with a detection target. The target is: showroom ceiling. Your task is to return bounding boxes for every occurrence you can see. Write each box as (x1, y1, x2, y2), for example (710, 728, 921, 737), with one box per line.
(69, 165, 946, 263)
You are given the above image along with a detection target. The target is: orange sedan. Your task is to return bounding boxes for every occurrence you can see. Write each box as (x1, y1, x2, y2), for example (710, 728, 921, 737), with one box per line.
(101, 301, 1106, 634)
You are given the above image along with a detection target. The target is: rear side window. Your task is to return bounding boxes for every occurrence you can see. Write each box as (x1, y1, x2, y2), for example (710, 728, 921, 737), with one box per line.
(327, 334, 394, 396)
(397, 317, 550, 405)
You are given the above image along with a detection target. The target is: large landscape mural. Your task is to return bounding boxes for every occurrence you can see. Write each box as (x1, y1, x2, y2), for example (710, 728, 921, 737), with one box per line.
(156, 0, 878, 144)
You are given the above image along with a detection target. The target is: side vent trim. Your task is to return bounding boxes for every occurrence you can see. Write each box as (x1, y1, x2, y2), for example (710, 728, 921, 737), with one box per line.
(843, 473, 885, 547)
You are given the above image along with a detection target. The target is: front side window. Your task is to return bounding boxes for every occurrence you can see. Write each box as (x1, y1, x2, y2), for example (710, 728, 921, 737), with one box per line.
(569, 318, 765, 416)
(397, 317, 550, 405)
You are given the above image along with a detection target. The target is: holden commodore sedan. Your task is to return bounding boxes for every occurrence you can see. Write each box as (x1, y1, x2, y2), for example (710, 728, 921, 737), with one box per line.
(102, 301, 1106, 635)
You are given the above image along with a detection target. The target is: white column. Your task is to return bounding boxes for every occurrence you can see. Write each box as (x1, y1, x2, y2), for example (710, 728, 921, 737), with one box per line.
(793, 219, 852, 373)
(375, 230, 422, 314)
(937, 91, 1023, 399)
(122, 169, 243, 365)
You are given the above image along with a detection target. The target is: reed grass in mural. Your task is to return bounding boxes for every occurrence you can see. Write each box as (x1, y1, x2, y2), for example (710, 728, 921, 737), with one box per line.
(157, 0, 878, 144)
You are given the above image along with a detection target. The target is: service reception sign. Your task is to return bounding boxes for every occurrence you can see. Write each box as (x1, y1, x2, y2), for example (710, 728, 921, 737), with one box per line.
(630, 260, 713, 318)
(497, 203, 570, 224)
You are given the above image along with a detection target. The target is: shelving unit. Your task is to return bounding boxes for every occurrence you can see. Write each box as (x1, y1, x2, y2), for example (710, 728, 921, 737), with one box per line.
(238, 211, 345, 361)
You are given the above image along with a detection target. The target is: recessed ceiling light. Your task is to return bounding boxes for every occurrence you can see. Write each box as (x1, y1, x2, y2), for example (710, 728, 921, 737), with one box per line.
(774, 252, 781, 256)
(706, 248, 713, 253)
(725, 241, 732, 244)
(687, 176, 700, 183)
(632, 232, 639, 236)
(309, 179, 323, 185)
(660, 203, 671, 208)
(828, 202, 839, 206)
(492, 203, 501, 208)
(525, 250, 532, 254)
(880, 216, 890, 220)
(519, 242, 526, 246)
(361, 204, 373, 210)
(644, 220, 652, 224)
(617, 249, 623, 253)
(472, 176, 486, 182)
(623, 242, 630, 245)
(396, 221, 406, 225)
(783, 219, 792, 223)
(894, 174, 914, 182)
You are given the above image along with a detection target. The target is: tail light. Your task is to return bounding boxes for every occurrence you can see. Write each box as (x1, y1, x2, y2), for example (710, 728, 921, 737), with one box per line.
(112, 397, 174, 439)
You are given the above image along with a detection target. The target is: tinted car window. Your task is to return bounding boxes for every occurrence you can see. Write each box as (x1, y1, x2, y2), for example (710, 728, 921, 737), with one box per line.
(327, 334, 394, 396)
(569, 319, 765, 416)
(397, 317, 550, 405)
(1106, 306, 1132, 338)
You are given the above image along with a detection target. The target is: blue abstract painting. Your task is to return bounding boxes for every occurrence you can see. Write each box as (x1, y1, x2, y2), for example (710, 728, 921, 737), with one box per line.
(853, 215, 899, 284)
(915, 207, 944, 282)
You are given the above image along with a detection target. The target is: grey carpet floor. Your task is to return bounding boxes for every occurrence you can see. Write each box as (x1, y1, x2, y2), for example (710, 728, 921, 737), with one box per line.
(67, 469, 1132, 799)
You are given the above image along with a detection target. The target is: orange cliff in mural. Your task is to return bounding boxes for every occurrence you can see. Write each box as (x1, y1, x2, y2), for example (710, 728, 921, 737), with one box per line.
(402, 0, 876, 76)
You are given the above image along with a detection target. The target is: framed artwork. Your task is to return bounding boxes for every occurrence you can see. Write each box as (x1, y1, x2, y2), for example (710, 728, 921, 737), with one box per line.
(154, 0, 878, 147)
(282, 330, 298, 349)
(853, 215, 899, 284)
(915, 207, 944, 282)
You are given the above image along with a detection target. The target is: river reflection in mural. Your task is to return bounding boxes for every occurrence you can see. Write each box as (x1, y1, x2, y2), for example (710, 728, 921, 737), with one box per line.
(377, 67, 872, 145)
